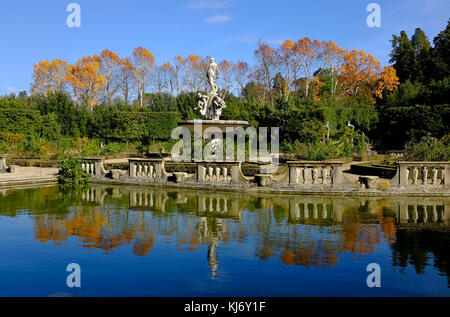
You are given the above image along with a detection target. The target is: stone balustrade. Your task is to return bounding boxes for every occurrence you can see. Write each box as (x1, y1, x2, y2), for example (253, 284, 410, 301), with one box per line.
(286, 161, 345, 187)
(390, 161, 450, 188)
(0, 156, 8, 173)
(129, 158, 171, 181)
(197, 162, 248, 184)
(81, 158, 107, 177)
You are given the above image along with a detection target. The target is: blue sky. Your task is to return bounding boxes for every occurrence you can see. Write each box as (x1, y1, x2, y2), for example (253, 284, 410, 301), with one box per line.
(0, 0, 449, 95)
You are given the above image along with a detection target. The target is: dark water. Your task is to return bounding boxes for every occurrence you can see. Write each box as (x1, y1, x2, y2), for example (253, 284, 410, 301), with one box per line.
(0, 185, 449, 297)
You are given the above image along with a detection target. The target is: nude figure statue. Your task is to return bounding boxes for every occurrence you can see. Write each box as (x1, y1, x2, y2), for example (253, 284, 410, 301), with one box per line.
(207, 57, 220, 94)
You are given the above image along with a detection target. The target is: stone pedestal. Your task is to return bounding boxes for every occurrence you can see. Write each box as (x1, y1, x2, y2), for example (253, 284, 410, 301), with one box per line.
(111, 169, 121, 180)
(0, 156, 8, 173)
(9, 165, 19, 173)
(359, 175, 380, 189)
(173, 172, 188, 183)
(254, 174, 273, 187)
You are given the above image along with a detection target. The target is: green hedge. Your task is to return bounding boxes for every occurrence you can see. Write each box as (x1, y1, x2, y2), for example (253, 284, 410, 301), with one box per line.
(0, 107, 180, 143)
(91, 108, 180, 142)
(0, 109, 41, 135)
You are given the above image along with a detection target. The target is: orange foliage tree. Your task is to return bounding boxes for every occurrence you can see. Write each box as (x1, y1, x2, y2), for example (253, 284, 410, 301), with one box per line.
(30, 59, 69, 96)
(98, 49, 122, 104)
(132, 46, 155, 106)
(65, 55, 105, 108)
(117, 57, 136, 104)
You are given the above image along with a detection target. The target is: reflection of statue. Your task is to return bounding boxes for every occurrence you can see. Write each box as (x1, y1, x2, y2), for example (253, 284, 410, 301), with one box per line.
(195, 57, 227, 120)
(207, 58, 219, 94)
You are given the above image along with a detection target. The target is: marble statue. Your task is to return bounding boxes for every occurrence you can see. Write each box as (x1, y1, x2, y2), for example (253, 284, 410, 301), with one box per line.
(195, 57, 227, 120)
(207, 57, 220, 94)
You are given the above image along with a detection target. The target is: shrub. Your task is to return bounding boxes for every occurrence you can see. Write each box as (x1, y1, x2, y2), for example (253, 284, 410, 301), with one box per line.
(404, 135, 450, 161)
(58, 157, 91, 184)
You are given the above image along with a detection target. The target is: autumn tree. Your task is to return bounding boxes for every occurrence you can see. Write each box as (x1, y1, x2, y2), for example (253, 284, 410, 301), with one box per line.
(65, 55, 105, 108)
(293, 38, 326, 99)
(338, 49, 381, 98)
(97, 50, 122, 104)
(253, 40, 277, 103)
(184, 55, 208, 92)
(132, 47, 156, 106)
(321, 40, 346, 97)
(218, 60, 233, 93)
(31, 59, 69, 96)
(117, 57, 135, 104)
(232, 61, 249, 97)
(339, 50, 399, 100)
(173, 56, 186, 95)
(277, 40, 299, 97)
(374, 66, 400, 98)
(155, 62, 176, 94)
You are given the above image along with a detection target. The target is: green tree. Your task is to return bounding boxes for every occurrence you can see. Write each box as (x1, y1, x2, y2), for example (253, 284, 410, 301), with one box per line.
(411, 28, 432, 82)
(390, 31, 416, 83)
(431, 19, 450, 81)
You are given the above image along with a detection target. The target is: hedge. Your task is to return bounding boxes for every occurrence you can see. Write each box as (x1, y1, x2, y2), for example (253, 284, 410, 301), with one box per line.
(0, 109, 42, 136)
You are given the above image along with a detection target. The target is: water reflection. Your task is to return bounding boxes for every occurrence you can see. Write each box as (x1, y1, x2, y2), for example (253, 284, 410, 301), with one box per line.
(0, 185, 449, 282)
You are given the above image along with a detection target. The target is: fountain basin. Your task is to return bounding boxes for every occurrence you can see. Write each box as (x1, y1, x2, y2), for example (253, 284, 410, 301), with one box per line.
(178, 119, 249, 133)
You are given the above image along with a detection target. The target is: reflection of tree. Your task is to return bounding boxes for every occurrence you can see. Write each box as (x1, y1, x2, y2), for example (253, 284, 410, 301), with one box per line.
(5, 185, 449, 280)
(392, 228, 450, 285)
(281, 240, 339, 267)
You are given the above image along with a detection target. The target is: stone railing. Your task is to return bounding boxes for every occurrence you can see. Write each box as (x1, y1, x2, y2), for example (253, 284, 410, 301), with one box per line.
(390, 161, 450, 188)
(129, 158, 171, 181)
(82, 158, 108, 177)
(0, 156, 8, 173)
(286, 161, 345, 187)
(197, 162, 249, 184)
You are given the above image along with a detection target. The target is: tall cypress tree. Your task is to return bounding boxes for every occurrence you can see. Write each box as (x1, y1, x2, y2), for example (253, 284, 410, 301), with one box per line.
(411, 28, 432, 82)
(389, 31, 416, 83)
(431, 19, 450, 81)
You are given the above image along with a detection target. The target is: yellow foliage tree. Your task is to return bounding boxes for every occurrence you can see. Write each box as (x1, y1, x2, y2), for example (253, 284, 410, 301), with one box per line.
(30, 59, 69, 96)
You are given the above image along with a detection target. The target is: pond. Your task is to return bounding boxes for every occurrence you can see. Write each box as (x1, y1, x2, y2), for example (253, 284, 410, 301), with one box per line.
(0, 185, 449, 297)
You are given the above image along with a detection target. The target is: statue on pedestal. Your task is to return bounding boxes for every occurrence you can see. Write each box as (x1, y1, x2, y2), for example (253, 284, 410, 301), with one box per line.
(195, 57, 227, 120)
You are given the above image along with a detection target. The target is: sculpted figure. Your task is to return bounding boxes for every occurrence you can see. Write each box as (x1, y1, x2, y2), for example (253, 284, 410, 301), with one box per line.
(207, 57, 220, 94)
(196, 57, 226, 120)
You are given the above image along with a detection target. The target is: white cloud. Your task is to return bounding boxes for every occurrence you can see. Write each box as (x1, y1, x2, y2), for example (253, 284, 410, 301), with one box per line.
(267, 38, 285, 45)
(224, 34, 257, 44)
(187, 1, 231, 10)
(6, 87, 17, 93)
(204, 15, 233, 24)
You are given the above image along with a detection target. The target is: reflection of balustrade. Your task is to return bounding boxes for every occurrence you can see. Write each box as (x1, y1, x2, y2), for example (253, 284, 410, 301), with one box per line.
(197, 195, 242, 219)
(129, 190, 168, 212)
(392, 162, 450, 188)
(129, 158, 171, 181)
(288, 199, 346, 223)
(81, 188, 107, 204)
(397, 200, 449, 224)
(287, 161, 344, 187)
(0, 156, 8, 173)
(81, 158, 108, 177)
